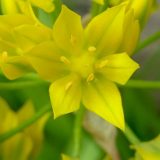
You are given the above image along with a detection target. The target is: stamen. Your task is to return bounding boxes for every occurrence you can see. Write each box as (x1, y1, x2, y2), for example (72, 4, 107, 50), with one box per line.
(96, 59, 109, 69)
(88, 46, 96, 52)
(70, 34, 76, 45)
(87, 73, 95, 82)
(65, 81, 73, 91)
(60, 56, 70, 64)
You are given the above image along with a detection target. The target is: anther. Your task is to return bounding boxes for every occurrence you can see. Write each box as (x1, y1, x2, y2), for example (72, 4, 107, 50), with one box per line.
(88, 46, 96, 52)
(60, 56, 70, 65)
(87, 73, 95, 82)
(65, 81, 73, 91)
(96, 60, 109, 69)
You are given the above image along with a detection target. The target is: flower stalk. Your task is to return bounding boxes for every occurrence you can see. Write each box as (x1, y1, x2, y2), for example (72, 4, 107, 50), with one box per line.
(72, 106, 85, 158)
(125, 124, 140, 145)
(136, 31, 160, 53)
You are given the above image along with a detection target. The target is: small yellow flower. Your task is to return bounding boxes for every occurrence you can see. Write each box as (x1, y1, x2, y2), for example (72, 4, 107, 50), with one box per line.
(0, 14, 52, 79)
(131, 135, 160, 160)
(0, 98, 49, 160)
(109, 0, 156, 27)
(27, 4, 139, 130)
(1, 0, 55, 14)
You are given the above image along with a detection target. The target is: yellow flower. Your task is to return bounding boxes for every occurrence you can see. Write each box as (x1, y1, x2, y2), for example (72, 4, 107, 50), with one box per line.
(0, 98, 49, 160)
(1, 0, 55, 14)
(27, 4, 139, 130)
(0, 14, 52, 79)
(131, 135, 160, 160)
(109, 0, 156, 27)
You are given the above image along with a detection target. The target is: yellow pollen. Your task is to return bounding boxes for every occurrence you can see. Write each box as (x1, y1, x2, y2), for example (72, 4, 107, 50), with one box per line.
(65, 81, 73, 91)
(70, 34, 76, 45)
(88, 46, 96, 52)
(87, 73, 95, 82)
(96, 59, 109, 69)
(60, 56, 70, 64)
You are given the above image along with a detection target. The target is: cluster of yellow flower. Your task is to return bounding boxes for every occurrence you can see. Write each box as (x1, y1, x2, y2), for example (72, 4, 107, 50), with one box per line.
(0, 98, 49, 160)
(0, 0, 158, 159)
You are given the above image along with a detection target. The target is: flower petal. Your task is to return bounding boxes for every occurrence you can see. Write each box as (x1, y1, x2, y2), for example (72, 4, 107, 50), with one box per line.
(49, 75, 81, 118)
(0, 14, 34, 29)
(27, 41, 69, 81)
(53, 5, 83, 54)
(82, 79, 125, 130)
(1, 55, 33, 80)
(97, 53, 139, 85)
(12, 24, 52, 51)
(84, 4, 125, 56)
(1, 0, 19, 14)
(120, 10, 140, 55)
(17, 100, 49, 155)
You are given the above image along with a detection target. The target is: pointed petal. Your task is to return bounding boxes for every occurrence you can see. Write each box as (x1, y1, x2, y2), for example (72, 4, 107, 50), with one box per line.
(27, 41, 69, 81)
(1, 56, 33, 80)
(12, 24, 52, 51)
(0, 14, 34, 29)
(53, 5, 83, 54)
(120, 10, 140, 55)
(49, 75, 81, 118)
(1, 0, 19, 14)
(97, 53, 139, 85)
(84, 4, 125, 56)
(0, 98, 18, 134)
(82, 79, 125, 130)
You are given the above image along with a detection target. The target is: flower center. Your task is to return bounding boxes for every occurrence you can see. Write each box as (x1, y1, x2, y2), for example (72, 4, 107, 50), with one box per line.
(70, 46, 96, 81)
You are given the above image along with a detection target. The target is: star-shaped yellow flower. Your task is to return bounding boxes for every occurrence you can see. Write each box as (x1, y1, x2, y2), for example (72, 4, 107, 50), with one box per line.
(27, 4, 139, 130)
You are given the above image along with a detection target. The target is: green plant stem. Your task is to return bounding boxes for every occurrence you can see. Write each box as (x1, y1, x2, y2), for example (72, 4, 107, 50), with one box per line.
(0, 105, 51, 143)
(124, 80, 160, 89)
(0, 74, 50, 90)
(136, 31, 160, 53)
(125, 124, 140, 145)
(0, 80, 47, 90)
(73, 107, 85, 158)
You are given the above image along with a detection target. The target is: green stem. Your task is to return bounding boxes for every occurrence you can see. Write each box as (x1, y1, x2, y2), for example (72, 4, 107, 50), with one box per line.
(125, 124, 140, 145)
(0, 80, 47, 90)
(0, 75, 49, 90)
(73, 106, 85, 158)
(136, 31, 160, 53)
(124, 80, 160, 89)
(0, 105, 51, 143)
